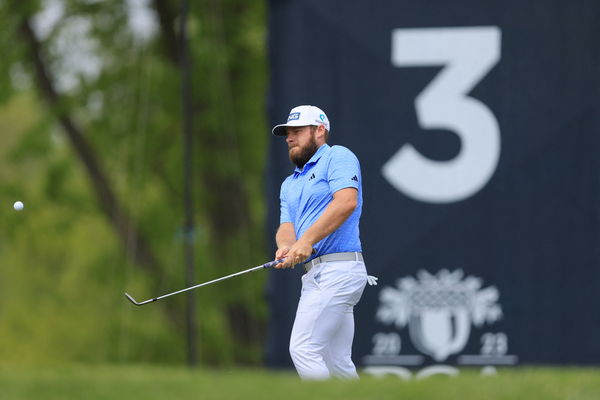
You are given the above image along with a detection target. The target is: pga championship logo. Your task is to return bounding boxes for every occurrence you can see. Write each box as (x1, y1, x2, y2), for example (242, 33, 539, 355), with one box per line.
(363, 269, 518, 379)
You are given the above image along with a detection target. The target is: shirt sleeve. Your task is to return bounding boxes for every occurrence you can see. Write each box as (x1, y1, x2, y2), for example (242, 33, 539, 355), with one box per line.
(327, 146, 361, 194)
(279, 179, 292, 224)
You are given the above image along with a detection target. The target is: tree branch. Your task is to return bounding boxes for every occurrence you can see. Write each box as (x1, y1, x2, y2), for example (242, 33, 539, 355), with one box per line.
(151, 0, 180, 65)
(19, 17, 159, 274)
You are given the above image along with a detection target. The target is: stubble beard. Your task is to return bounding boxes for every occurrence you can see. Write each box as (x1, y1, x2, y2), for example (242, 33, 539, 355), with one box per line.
(289, 134, 319, 169)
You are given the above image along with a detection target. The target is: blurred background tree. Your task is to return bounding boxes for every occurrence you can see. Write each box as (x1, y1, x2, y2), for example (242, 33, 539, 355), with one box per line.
(0, 0, 268, 366)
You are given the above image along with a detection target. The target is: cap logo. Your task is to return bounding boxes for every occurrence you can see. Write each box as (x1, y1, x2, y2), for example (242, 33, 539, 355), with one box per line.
(288, 112, 300, 121)
(319, 114, 325, 121)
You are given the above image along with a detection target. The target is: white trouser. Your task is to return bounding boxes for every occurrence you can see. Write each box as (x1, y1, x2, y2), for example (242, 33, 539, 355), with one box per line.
(289, 257, 367, 380)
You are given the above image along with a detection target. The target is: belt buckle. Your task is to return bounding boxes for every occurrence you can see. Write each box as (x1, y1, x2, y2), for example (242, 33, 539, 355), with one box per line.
(304, 257, 317, 273)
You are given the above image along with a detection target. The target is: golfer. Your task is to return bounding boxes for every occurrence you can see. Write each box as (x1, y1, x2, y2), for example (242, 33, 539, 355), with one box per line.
(273, 105, 368, 380)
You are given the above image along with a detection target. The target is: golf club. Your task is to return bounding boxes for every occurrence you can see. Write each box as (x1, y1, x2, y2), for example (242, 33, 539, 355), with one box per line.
(125, 258, 285, 306)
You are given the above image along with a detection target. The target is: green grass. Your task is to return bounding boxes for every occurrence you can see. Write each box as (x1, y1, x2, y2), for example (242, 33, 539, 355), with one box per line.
(0, 365, 599, 400)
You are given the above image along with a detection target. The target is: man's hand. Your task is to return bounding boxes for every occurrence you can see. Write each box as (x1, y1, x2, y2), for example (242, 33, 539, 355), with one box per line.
(277, 238, 313, 269)
(274, 246, 291, 269)
(275, 223, 297, 269)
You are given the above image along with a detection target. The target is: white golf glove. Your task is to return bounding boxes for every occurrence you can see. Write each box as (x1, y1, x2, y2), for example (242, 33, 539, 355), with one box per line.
(367, 275, 379, 286)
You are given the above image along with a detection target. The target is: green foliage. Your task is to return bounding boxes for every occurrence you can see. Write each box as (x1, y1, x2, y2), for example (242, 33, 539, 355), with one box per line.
(0, 0, 268, 366)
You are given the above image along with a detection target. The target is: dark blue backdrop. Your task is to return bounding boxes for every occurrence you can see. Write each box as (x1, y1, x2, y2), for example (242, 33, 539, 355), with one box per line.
(265, 0, 600, 371)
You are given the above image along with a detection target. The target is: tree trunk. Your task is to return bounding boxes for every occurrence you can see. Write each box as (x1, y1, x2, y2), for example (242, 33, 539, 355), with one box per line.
(19, 18, 159, 274)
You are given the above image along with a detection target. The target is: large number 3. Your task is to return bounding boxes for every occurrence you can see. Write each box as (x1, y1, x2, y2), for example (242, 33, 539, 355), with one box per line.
(382, 27, 502, 203)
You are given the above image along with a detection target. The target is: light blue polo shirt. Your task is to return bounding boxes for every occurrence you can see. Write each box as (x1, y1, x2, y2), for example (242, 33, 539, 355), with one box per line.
(279, 144, 363, 261)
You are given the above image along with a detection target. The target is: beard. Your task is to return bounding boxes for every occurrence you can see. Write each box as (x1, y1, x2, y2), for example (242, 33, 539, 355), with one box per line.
(289, 134, 319, 169)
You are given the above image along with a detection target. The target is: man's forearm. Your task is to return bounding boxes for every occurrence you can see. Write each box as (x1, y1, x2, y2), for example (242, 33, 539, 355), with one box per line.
(276, 222, 297, 248)
(299, 188, 357, 247)
(276, 188, 357, 268)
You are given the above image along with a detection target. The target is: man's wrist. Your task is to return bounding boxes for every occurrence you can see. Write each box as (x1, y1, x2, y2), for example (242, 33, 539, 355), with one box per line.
(297, 236, 315, 248)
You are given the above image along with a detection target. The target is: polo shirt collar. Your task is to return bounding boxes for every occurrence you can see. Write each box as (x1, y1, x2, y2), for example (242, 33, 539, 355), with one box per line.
(294, 144, 330, 173)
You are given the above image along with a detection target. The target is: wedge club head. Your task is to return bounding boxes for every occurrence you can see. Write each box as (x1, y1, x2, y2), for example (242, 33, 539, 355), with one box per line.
(124, 292, 157, 306)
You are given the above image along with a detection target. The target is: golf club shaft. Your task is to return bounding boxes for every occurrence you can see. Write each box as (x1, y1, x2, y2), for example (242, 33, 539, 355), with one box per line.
(156, 263, 271, 300)
(126, 259, 283, 305)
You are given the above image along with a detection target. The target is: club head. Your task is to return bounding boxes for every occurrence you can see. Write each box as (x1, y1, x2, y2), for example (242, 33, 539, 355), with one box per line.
(124, 292, 142, 306)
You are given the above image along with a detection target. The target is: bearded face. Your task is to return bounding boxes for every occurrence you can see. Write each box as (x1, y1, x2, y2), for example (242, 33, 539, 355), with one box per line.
(287, 126, 319, 169)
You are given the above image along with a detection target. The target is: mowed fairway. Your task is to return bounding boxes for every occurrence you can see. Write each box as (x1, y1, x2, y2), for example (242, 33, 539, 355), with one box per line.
(0, 365, 599, 400)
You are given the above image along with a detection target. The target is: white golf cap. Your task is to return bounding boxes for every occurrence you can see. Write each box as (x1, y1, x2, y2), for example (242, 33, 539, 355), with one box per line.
(272, 105, 330, 136)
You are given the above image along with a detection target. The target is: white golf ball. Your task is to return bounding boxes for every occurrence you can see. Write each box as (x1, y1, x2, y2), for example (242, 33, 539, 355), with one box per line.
(13, 201, 24, 211)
